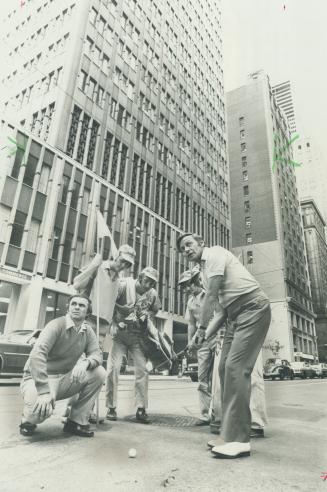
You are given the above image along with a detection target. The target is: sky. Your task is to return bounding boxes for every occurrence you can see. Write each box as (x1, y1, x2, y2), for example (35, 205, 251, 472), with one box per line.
(221, 0, 327, 161)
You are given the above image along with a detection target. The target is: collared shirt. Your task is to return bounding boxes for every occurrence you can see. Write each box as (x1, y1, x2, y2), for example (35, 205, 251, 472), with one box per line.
(185, 290, 206, 328)
(24, 314, 102, 395)
(201, 246, 260, 308)
(113, 278, 161, 329)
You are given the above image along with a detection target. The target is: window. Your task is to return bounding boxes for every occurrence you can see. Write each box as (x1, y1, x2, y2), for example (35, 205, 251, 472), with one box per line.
(90, 7, 97, 25)
(246, 233, 252, 244)
(242, 170, 248, 181)
(239, 116, 244, 127)
(242, 156, 247, 168)
(243, 185, 249, 196)
(247, 251, 253, 264)
(241, 142, 246, 152)
(240, 129, 245, 139)
(245, 216, 251, 228)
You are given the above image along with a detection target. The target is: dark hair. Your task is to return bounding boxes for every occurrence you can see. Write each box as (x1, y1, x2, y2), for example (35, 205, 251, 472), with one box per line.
(68, 294, 92, 315)
(176, 233, 204, 252)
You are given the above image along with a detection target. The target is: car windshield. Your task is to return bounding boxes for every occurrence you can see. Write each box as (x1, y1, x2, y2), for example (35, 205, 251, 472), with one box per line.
(266, 359, 281, 365)
(0, 330, 34, 342)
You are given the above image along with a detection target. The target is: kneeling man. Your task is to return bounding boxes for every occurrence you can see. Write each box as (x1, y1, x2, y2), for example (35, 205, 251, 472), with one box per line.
(19, 294, 105, 437)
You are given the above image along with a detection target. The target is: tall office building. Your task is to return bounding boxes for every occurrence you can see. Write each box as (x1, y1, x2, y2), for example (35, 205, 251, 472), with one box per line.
(294, 136, 327, 229)
(301, 199, 327, 362)
(272, 80, 297, 135)
(227, 70, 317, 363)
(0, 0, 230, 346)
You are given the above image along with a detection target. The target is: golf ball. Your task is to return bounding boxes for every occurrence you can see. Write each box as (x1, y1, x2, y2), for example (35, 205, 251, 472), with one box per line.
(128, 448, 137, 458)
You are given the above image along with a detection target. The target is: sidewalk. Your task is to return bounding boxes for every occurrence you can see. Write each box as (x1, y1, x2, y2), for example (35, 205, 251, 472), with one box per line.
(0, 378, 326, 492)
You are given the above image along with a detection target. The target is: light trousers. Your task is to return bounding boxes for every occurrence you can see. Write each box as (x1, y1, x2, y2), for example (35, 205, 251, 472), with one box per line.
(196, 334, 217, 420)
(218, 291, 271, 442)
(105, 330, 148, 409)
(21, 366, 106, 426)
(211, 348, 267, 428)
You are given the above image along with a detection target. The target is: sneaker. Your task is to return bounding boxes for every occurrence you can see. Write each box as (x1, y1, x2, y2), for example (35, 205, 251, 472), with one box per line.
(136, 407, 151, 424)
(19, 421, 36, 437)
(106, 407, 117, 421)
(250, 427, 264, 438)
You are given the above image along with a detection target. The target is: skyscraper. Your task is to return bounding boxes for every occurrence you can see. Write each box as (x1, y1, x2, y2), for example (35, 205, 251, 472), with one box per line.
(294, 136, 327, 229)
(301, 199, 327, 362)
(226, 70, 317, 363)
(0, 0, 229, 345)
(272, 80, 297, 135)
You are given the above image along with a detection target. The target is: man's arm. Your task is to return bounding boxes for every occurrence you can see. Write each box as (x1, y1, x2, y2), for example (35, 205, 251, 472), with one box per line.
(205, 303, 227, 339)
(84, 328, 103, 368)
(73, 254, 102, 291)
(199, 275, 224, 327)
(29, 320, 62, 395)
(185, 306, 197, 344)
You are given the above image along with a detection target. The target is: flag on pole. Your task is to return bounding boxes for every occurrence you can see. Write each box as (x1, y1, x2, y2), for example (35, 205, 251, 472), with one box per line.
(96, 210, 118, 257)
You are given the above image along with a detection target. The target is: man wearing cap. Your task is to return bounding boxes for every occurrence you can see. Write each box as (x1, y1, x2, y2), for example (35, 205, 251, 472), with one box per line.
(105, 266, 161, 424)
(177, 233, 271, 459)
(179, 266, 221, 425)
(67, 244, 136, 423)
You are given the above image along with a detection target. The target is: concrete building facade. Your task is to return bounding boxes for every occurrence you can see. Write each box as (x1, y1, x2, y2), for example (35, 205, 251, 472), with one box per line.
(227, 70, 317, 363)
(0, 0, 230, 348)
(301, 199, 327, 362)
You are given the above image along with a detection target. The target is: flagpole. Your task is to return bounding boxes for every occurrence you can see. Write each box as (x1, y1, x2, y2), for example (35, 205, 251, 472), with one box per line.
(96, 232, 100, 425)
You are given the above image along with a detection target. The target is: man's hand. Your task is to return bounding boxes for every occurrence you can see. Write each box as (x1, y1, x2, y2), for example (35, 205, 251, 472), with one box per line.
(116, 303, 134, 316)
(71, 360, 89, 384)
(33, 393, 55, 419)
(194, 327, 206, 346)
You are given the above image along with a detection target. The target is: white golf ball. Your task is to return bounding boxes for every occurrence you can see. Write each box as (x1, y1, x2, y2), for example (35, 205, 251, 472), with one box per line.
(128, 448, 137, 458)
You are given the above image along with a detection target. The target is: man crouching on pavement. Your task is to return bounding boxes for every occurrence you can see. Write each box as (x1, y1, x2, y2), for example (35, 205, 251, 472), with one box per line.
(19, 294, 106, 437)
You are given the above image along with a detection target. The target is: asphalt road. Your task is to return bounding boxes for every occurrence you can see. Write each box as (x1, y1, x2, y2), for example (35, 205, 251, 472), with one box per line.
(0, 377, 326, 492)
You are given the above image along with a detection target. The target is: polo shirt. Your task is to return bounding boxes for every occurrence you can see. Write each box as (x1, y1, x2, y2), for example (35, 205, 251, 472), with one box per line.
(201, 246, 260, 308)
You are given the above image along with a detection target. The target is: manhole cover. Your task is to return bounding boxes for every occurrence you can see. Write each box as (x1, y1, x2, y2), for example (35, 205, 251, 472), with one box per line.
(124, 413, 201, 428)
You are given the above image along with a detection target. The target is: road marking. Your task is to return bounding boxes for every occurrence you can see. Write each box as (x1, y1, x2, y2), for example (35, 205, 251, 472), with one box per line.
(267, 380, 327, 387)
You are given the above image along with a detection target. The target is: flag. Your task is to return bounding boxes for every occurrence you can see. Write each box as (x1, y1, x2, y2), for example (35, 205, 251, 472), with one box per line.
(96, 210, 118, 257)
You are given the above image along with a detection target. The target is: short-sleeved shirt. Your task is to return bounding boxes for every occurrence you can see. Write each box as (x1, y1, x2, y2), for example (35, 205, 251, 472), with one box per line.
(185, 290, 206, 328)
(201, 246, 260, 308)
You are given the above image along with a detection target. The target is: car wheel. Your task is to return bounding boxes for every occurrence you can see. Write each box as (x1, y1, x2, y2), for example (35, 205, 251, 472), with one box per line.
(271, 376, 276, 381)
(300, 373, 306, 379)
(190, 374, 198, 382)
(279, 372, 285, 381)
(290, 371, 294, 380)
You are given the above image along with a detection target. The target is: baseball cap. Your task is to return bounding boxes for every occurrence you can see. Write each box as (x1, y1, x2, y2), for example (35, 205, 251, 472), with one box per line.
(118, 244, 136, 266)
(141, 266, 159, 283)
(190, 264, 201, 280)
(178, 270, 192, 285)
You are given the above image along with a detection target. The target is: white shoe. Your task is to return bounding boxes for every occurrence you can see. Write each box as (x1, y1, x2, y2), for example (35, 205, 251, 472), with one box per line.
(207, 438, 224, 449)
(211, 442, 251, 459)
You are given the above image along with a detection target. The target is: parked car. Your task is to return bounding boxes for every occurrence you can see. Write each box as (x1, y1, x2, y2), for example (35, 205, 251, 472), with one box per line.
(290, 361, 316, 379)
(0, 330, 41, 377)
(263, 358, 294, 380)
(311, 363, 327, 378)
(183, 361, 198, 382)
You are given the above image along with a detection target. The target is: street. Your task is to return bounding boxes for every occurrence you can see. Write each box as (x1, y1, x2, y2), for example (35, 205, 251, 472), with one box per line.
(0, 377, 326, 492)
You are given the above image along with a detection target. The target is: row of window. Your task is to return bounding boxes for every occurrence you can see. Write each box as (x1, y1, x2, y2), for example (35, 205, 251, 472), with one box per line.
(5, 3, 75, 59)
(4, 34, 69, 88)
(10, 67, 63, 112)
